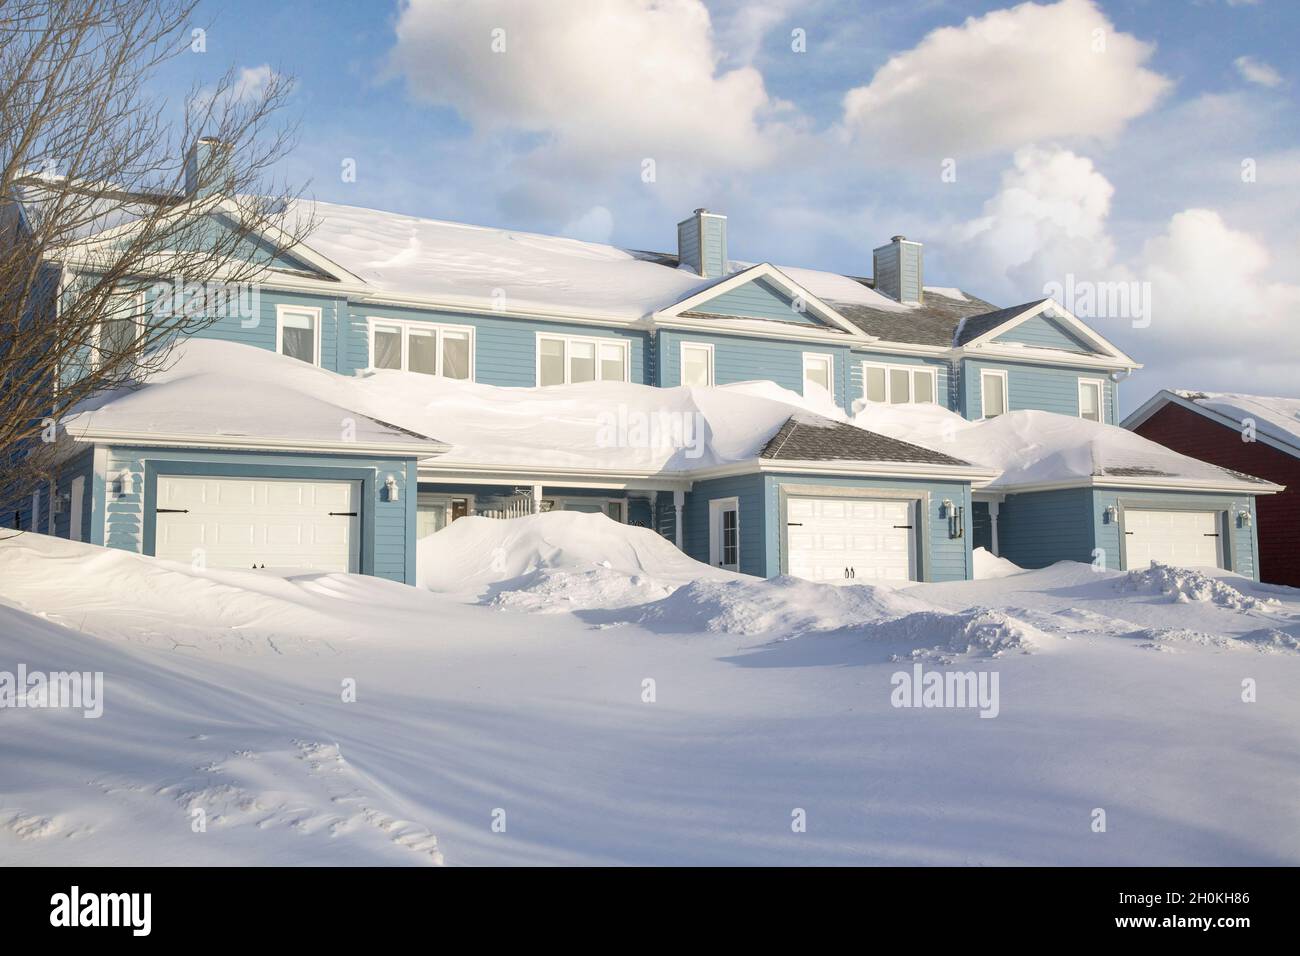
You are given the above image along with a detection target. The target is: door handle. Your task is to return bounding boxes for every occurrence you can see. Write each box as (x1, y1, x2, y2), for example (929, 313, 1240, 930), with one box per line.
(329, 511, 358, 517)
(156, 508, 189, 514)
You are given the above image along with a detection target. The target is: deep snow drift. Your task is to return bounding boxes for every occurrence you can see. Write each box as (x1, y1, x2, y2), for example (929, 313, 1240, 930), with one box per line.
(3, 526, 1299, 866)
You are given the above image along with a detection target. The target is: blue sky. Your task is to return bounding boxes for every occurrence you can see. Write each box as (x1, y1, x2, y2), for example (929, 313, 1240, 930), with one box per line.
(161, 0, 1300, 410)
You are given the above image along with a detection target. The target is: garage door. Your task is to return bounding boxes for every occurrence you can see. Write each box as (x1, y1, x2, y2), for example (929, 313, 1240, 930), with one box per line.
(786, 496, 915, 583)
(1123, 508, 1223, 570)
(154, 476, 360, 572)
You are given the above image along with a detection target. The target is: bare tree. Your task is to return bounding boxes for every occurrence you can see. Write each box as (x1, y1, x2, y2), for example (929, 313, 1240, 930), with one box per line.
(0, 0, 315, 523)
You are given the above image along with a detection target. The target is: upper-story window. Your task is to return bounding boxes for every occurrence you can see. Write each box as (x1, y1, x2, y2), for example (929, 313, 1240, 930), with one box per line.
(96, 289, 146, 367)
(1078, 378, 1104, 423)
(537, 334, 628, 386)
(369, 318, 474, 380)
(276, 305, 321, 366)
(680, 342, 714, 387)
(802, 352, 833, 395)
(862, 361, 937, 405)
(980, 368, 1009, 418)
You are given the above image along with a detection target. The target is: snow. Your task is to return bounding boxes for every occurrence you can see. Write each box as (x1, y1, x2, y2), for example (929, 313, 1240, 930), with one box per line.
(4, 528, 1300, 865)
(973, 547, 1024, 579)
(64, 340, 809, 473)
(852, 403, 1275, 491)
(1175, 390, 1300, 450)
(298, 199, 712, 321)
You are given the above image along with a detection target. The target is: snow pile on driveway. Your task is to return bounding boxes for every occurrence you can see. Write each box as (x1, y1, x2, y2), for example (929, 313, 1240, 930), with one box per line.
(973, 547, 1024, 579)
(418, 511, 738, 597)
(1117, 562, 1281, 611)
(614, 574, 933, 636)
(870, 607, 1048, 658)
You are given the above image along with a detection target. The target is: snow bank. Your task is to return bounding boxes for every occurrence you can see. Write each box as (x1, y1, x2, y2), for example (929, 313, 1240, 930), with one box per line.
(852, 404, 1271, 491)
(66, 340, 807, 473)
(615, 574, 933, 635)
(1116, 562, 1281, 611)
(418, 511, 736, 595)
(973, 547, 1024, 579)
(873, 607, 1047, 658)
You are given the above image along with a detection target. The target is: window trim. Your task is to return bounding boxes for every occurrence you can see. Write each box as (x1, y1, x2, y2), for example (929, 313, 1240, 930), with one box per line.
(801, 352, 834, 396)
(94, 288, 147, 369)
(860, 360, 939, 405)
(979, 368, 1010, 419)
(708, 496, 741, 571)
(1078, 377, 1105, 423)
(367, 317, 476, 380)
(679, 341, 715, 388)
(535, 332, 630, 386)
(542, 496, 630, 523)
(275, 304, 323, 367)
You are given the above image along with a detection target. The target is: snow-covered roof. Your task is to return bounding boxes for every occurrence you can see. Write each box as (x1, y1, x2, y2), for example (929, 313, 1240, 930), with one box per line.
(852, 403, 1282, 494)
(1174, 391, 1300, 454)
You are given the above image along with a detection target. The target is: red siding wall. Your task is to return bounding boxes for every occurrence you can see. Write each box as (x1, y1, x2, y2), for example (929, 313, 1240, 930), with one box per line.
(1134, 402, 1300, 587)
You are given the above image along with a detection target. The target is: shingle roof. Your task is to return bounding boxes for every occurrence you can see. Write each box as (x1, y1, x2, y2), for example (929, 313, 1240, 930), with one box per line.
(760, 415, 975, 467)
(829, 290, 1003, 347)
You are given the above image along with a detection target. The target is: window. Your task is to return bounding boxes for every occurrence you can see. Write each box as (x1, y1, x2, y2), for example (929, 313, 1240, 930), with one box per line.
(96, 290, 146, 366)
(802, 353, 833, 395)
(277, 305, 321, 366)
(680, 342, 715, 388)
(861, 362, 938, 405)
(537, 334, 628, 386)
(1078, 378, 1104, 422)
(368, 319, 475, 379)
(980, 369, 1009, 418)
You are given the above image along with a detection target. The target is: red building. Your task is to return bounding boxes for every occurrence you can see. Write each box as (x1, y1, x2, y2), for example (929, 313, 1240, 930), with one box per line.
(1125, 391, 1300, 587)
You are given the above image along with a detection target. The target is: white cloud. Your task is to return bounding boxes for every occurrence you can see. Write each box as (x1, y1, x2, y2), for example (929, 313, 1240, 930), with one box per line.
(947, 145, 1300, 397)
(231, 65, 279, 103)
(1234, 55, 1283, 88)
(388, 0, 792, 170)
(561, 205, 615, 244)
(841, 0, 1171, 160)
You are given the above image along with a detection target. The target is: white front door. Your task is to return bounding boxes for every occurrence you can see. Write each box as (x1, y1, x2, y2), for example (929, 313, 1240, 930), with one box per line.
(1123, 508, 1223, 570)
(154, 476, 360, 572)
(786, 496, 916, 583)
(709, 497, 740, 571)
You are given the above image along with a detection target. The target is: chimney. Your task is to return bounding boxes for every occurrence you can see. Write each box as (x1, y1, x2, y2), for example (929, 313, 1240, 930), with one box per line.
(677, 208, 728, 278)
(184, 137, 233, 198)
(872, 235, 923, 304)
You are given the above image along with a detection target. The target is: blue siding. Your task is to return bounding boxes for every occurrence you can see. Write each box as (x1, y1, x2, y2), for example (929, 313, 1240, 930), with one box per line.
(992, 314, 1098, 354)
(684, 474, 767, 575)
(658, 330, 853, 408)
(996, 488, 1096, 569)
(961, 359, 1118, 423)
(693, 277, 827, 327)
(99, 446, 417, 584)
(185, 287, 349, 373)
(348, 303, 651, 386)
(1093, 489, 1261, 579)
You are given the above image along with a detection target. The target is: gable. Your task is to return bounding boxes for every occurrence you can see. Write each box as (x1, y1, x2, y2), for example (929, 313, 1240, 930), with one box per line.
(191, 214, 328, 277)
(686, 276, 832, 328)
(991, 312, 1100, 354)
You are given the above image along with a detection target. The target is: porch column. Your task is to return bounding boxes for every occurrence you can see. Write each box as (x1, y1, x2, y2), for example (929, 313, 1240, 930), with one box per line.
(988, 500, 1000, 556)
(531, 483, 544, 515)
(673, 490, 685, 549)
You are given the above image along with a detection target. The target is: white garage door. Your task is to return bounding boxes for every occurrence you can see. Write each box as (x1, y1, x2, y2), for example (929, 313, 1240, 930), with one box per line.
(786, 496, 915, 584)
(1123, 508, 1223, 570)
(154, 476, 360, 572)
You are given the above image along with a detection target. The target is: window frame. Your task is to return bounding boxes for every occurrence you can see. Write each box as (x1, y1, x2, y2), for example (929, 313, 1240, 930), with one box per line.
(366, 317, 476, 380)
(860, 360, 939, 405)
(979, 368, 1010, 419)
(275, 304, 324, 367)
(801, 352, 834, 396)
(535, 333, 630, 386)
(94, 288, 147, 369)
(679, 341, 715, 388)
(1078, 377, 1105, 423)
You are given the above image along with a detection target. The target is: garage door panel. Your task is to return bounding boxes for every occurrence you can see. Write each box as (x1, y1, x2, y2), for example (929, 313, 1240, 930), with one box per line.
(786, 495, 916, 584)
(1124, 508, 1223, 570)
(154, 476, 360, 572)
